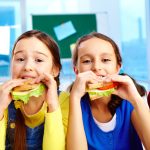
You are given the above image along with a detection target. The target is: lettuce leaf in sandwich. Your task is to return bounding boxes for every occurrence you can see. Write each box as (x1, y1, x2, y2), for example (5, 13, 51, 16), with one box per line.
(86, 81, 118, 100)
(11, 79, 46, 104)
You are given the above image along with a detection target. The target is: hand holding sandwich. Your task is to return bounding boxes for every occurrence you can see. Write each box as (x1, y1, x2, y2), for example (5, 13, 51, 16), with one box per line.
(0, 79, 27, 120)
(108, 74, 143, 104)
(71, 71, 142, 104)
(71, 71, 119, 102)
(11, 72, 59, 113)
(34, 72, 59, 112)
(70, 71, 99, 101)
(0, 72, 59, 120)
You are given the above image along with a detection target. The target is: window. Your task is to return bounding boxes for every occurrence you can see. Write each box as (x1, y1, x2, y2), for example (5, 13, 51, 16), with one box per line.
(0, 0, 21, 83)
(120, 0, 149, 89)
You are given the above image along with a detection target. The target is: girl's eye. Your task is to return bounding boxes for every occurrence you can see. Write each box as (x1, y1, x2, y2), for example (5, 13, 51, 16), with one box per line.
(102, 58, 111, 62)
(35, 58, 44, 62)
(82, 59, 92, 64)
(17, 58, 24, 62)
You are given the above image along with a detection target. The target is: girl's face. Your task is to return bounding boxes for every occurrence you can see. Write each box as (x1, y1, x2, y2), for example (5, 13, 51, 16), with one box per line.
(75, 37, 121, 76)
(11, 37, 58, 79)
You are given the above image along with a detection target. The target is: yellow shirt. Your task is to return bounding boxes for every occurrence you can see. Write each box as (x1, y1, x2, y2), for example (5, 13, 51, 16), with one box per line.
(15, 100, 48, 128)
(0, 91, 69, 150)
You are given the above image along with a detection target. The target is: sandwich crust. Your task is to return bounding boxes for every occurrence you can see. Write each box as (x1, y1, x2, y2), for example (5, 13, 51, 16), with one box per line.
(86, 81, 117, 100)
(87, 81, 115, 90)
(87, 82, 103, 90)
(12, 79, 38, 92)
(13, 84, 39, 92)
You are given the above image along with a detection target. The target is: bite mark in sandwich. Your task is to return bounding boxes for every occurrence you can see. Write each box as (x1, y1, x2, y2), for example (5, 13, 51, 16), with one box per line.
(86, 81, 118, 100)
(11, 79, 46, 104)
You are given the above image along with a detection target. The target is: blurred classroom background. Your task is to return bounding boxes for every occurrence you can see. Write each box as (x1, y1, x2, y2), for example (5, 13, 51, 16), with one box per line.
(0, 0, 150, 91)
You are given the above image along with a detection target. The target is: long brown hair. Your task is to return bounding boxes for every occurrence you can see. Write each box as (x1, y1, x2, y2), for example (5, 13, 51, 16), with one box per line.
(11, 30, 62, 149)
(72, 32, 146, 115)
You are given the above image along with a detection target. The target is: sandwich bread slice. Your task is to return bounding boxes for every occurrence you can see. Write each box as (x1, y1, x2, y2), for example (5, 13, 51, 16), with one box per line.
(11, 79, 46, 104)
(86, 81, 118, 100)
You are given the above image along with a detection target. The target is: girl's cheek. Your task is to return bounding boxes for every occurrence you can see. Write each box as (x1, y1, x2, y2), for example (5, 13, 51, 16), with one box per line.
(11, 65, 21, 78)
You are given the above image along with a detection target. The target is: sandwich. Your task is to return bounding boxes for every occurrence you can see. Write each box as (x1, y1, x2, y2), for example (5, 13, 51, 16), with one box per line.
(11, 79, 46, 104)
(86, 81, 118, 100)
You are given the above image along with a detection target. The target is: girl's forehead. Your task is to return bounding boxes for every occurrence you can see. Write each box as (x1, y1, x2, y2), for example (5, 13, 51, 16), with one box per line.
(13, 37, 52, 56)
(79, 37, 112, 48)
(15, 37, 44, 49)
(78, 38, 115, 56)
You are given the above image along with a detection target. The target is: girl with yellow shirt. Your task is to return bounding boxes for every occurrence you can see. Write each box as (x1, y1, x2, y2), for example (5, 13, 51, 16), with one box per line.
(0, 30, 69, 150)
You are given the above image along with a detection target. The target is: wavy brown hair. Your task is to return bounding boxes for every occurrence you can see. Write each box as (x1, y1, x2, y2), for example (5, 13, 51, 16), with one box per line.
(72, 32, 146, 115)
(11, 30, 62, 150)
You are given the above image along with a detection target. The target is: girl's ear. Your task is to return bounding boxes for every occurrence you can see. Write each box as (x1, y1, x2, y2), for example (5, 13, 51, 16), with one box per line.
(73, 66, 78, 75)
(52, 66, 60, 77)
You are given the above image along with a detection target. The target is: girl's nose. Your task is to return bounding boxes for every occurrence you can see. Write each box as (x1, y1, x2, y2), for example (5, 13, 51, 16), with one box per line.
(24, 61, 34, 71)
(92, 61, 102, 72)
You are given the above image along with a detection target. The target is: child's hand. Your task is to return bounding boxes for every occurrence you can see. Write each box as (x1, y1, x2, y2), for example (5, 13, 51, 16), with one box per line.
(70, 71, 99, 101)
(0, 79, 25, 119)
(35, 73, 59, 112)
(108, 74, 142, 103)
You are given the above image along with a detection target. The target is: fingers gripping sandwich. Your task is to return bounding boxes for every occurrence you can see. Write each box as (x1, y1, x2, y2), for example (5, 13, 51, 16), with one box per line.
(11, 79, 46, 104)
(86, 81, 118, 100)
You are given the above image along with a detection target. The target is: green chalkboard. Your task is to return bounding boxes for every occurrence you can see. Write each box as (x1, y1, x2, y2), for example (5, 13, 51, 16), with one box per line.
(32, 14, 97, 58)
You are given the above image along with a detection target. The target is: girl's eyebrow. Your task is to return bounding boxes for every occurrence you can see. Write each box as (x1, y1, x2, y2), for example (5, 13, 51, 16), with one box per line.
(80, 54, 92, 59)
(80, 52, 113, 58)
(101, 53, 114, 57)
(13, 50, 23, 55)
(13, 50, 48, 57)
(35, 51, 48, 57)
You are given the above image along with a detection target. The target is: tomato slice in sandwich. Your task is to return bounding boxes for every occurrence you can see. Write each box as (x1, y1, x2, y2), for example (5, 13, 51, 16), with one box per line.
(98, 82, 118, 90)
